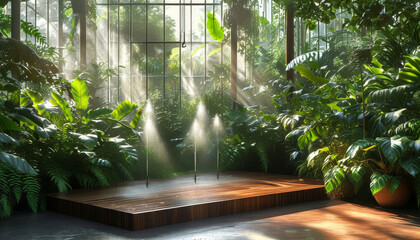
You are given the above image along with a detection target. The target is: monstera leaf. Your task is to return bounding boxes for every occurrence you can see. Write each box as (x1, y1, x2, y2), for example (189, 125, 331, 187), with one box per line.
(345, 138, 377, 159)
(206, 12, 224, 41)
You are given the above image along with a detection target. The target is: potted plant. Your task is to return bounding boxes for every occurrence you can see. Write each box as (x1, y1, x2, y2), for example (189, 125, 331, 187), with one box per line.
(308, 140, 356, 199)
(344, 136, 419, 207)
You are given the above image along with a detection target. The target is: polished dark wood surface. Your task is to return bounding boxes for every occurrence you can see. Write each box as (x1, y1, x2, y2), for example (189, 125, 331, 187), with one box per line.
(46, 172, 327, 230)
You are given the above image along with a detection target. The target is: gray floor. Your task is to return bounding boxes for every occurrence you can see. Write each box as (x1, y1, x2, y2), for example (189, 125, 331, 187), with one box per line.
(1, 201, 334, 240)
(1, 200, 420, 240)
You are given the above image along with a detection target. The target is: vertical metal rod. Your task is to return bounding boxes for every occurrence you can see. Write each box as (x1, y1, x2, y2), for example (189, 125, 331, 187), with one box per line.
(179, 1, 182, 108)
(204, 5, 207, 91)
(47, 0, 50, 43)
(58, 0, 63, 71)
(34, 0, 37, 27)
(129, 1, 132, 102)
(146, 127, 149, 187)
(107, 0, 110, 108)
(216, 131, 219, 180)
(145, 4, 149, 100)
(163, 4, 166, 107)
(25, 0, 28, 40)
(117, 5, 120, 101)
(194, 132, 197, 183)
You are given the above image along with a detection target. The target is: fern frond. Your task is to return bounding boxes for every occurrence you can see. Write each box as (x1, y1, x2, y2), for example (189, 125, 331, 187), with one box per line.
(256, 145, 269, 172)
(90, 165, 110, 187)
(47, 166, 71, 192)
(22, 175, 40, 213)
(9, 171, 23, 203)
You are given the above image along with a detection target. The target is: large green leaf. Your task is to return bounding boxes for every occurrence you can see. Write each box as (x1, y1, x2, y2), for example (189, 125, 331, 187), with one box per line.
(295, 65, 328, 86)
(370, 172, 391, 195)
(367, 85, 415, 107)
(70, 132, 98, 149)
(0, 133, 19, 145)
(35, 124, 58, 139)
(206, 12, 224, 41)
(82, 108, 112, 124)
(324, 165, 346, 193)
(25, 89, 50, 118)
(71, 77, 90, 111)
(307, 147, 329, 167)
(399, 156, 420, 177)
(377, 136, 410, 165)
(345, 138, 376, 159)
(0, 152, 37, 175)
(0, 115, 20, 131)
(8, 113, 38, 130)
(111, 100, 137, 121)
(388, 177, 401, 195)
(51, 90, 74, 122)
(398, 56, 420, 84)
(349, 164, 366, 193)
(286, 51, 323, 71)
(297, 128, 319, 150)
(130, 109, 143, 128)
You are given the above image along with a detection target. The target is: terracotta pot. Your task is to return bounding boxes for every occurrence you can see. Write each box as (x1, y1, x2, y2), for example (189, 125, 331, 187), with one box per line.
(373, 176, 412, 208)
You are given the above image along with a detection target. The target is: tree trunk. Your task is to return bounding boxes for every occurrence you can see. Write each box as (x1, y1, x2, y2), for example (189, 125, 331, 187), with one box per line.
(11, 0, 20, 40)
(80, 13, 87, 70)
(286, 7, 294, 83)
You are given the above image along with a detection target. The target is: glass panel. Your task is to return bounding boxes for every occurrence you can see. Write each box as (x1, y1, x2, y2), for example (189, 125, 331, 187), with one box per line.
(119, 5, 131, 102)
(191, 5, 204, 42)
(147, 5, 163, 42)
(165, 43, 179, 77)
(166, 77, 180, 102)
(165, 5, 179, 42)
(131, 43, 147, 103)
(181, 42, 191, 77)
(132, 5, 146, 42)
(147, 44, 164, 101)
(109, 5, 119, 106)
(206, 42, 221, 76)
(48, 0, 59, 47)
(96, 6, 109, 63)
(192, 43, 205, 76)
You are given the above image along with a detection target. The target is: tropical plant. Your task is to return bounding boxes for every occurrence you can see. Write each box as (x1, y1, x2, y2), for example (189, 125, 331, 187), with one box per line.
(16, 77, 142, 193)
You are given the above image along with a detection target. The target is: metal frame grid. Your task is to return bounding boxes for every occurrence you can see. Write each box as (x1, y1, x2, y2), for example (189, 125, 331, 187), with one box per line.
(97, 0, 224, 106)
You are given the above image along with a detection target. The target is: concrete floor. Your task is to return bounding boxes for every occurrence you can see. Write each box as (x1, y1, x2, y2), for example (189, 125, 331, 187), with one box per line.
(1, 200, 420, 240)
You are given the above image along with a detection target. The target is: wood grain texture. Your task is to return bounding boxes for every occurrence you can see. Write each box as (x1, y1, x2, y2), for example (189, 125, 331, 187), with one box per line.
(46, 172, 327, 231)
